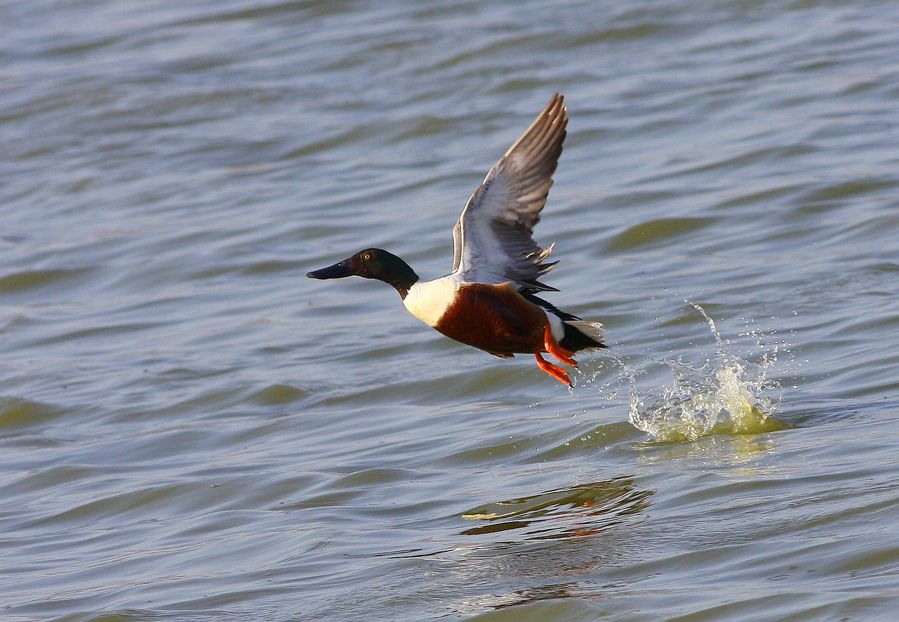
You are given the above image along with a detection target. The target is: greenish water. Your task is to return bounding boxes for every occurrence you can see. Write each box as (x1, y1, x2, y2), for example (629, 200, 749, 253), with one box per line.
(2, 1, 899, 620)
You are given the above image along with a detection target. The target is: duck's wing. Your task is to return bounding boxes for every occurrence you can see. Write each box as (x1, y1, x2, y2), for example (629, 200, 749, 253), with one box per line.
(451, 92, 567, 293)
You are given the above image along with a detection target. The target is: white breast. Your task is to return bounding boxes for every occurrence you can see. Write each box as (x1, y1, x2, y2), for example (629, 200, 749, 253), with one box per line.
(403, 277, 459, 327)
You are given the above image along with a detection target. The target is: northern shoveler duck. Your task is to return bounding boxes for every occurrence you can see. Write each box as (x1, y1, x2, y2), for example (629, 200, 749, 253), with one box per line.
(307, 93, 606, 386)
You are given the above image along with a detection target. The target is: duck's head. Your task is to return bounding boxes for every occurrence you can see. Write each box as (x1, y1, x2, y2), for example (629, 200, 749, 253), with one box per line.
(307, 248, 419, 298)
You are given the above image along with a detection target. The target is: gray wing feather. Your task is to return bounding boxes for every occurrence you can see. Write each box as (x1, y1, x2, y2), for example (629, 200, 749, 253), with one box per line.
(451, 219, 463, 273)
(451, 93, 567, 292)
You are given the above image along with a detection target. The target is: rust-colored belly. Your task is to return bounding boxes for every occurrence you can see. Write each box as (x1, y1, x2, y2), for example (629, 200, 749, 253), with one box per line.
(434, 283, 547, 354)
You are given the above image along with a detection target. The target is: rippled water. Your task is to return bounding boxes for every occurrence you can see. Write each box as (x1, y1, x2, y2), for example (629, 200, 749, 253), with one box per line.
(3, 1, 899, 620)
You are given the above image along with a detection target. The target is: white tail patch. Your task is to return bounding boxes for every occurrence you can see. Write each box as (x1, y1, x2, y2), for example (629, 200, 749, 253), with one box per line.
(547, 312, 566, 342)
(564, 320, 605, 341)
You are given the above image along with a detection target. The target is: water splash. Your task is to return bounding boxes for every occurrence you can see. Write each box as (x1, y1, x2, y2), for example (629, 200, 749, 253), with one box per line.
(624, 303, 786, 442)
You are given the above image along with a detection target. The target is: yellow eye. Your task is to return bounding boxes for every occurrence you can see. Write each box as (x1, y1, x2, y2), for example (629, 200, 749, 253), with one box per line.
(362, 252, 372, 261)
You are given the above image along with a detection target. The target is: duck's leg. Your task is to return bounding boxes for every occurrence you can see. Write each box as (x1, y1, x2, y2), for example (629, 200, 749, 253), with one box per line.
(534, 352, 572, 387)
(543, 323, 578, 367)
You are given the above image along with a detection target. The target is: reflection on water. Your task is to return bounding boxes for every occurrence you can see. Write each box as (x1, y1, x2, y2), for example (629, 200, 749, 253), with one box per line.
(492, 582, 579, 610)
(636, 428, 779, 473)
(448, 477, 651, 618)
(461, 476, 651, 540)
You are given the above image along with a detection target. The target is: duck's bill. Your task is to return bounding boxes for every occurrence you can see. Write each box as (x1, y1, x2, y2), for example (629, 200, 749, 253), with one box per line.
(306, 260, 353, 279)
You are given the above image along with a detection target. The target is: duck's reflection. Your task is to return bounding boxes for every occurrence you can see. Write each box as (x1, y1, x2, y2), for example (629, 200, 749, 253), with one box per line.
(460, 475, 651, 541)
(447, 476, 652, 616)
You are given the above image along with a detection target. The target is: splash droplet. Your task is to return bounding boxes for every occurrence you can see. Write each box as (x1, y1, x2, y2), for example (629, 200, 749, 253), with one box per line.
(625, 303, 786, 442)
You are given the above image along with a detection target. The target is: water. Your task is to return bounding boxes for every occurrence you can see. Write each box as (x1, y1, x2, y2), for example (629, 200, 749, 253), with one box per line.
(2, 1, 899, 620)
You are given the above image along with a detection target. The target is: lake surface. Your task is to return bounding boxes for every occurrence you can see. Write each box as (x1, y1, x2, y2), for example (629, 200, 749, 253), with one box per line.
(2, 1, 899, 620)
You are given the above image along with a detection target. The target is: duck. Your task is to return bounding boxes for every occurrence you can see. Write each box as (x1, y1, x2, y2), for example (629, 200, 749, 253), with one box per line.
(307, 93, 606, 386)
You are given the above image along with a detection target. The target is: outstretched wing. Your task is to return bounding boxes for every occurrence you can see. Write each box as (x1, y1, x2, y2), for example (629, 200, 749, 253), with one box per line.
(451, 93, 567, 293)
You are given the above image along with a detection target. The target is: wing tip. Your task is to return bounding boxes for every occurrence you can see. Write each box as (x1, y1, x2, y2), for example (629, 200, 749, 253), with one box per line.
(505, 92, 569, 158)
(548, 92, 568, 124)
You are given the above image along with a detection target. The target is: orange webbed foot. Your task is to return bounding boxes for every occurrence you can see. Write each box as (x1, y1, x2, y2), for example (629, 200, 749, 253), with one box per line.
(534, 352, 572, 387)
(544, 323, 578, 367)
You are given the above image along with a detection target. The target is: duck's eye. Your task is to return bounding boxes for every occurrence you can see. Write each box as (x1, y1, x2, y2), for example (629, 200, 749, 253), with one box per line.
(362, 252, 372, 261)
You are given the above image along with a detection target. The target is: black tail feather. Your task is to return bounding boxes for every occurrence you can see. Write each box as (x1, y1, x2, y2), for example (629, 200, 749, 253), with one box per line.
(560, 321, 606, 352)
(521, 291, 579, 321)
(522, 292, 606, 352)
